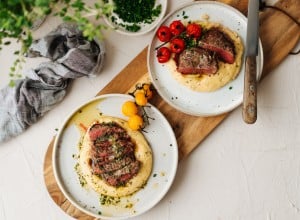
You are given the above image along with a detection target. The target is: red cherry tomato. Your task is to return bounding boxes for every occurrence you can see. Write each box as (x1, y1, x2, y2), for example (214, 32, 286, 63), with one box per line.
(156, 47, 171, 63)
(156, 25, 172, 42)
(169, 20, 186, 36)
(186, 23, 202, 38)
(169, 38, 185, 54)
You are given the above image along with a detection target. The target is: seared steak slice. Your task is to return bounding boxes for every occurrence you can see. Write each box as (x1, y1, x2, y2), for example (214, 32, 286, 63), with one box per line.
(102, 160, 140, 187)
(199, 28, 235, 64)
(101, 155, 135, 173)
(176, 47, 218, 75)
(88, 122, 140, 187)
(89, 123, 126, 141)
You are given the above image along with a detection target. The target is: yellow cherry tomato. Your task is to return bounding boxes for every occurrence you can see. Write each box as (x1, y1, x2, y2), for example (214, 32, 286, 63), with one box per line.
(122, 101, 138, 117)
(142, 84, 151, 91)
(135, 91, 148, 106)
(145, 89, 153, 100)
(143, 84, 153, 100)
(128, 115, 143, 131)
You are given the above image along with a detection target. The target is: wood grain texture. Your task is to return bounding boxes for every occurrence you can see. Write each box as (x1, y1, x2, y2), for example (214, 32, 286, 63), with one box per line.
(243, 56, 257, 124)
(43, 0, 300, 219)
(260, 0, 300, 79)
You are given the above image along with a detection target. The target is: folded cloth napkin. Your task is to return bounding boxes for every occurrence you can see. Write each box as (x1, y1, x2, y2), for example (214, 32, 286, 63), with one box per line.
(0, 23, 105, 143)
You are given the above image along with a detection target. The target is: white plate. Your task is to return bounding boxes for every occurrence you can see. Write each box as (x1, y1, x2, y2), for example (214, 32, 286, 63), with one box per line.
(147, 1, 263, 116)
(52, 94, 178, 219)
(103, 0, 168, 36)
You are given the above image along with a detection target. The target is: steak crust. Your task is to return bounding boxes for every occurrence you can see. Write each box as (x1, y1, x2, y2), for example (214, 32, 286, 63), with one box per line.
(176, 47, 218, 75)
(199, 27, 235, 64)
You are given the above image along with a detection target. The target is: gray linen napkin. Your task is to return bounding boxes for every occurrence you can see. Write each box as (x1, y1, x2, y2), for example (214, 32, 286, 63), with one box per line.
(0, 23, 105, 143)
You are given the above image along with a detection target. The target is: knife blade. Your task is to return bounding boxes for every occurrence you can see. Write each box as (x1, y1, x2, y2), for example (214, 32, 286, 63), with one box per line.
(242, 0, 259, 124)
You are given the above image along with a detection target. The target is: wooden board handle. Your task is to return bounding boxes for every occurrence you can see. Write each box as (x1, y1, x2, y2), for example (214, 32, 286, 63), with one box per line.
(243, 55, 257, 124)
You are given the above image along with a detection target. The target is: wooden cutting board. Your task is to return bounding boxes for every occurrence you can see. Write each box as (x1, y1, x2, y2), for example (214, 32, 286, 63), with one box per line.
(43, 0, 300, 219)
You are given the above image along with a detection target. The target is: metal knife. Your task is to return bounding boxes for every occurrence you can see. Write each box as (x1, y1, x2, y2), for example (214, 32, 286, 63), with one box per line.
(242, 0, 259, 124)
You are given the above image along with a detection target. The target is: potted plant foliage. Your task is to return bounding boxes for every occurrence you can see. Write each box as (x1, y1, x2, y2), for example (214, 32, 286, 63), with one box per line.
(0, 0, 112, 85)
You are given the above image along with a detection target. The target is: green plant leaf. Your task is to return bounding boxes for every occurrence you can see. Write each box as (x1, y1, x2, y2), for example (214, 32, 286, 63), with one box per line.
(9, 80, 16, 87)
(1, 0, 113, 84)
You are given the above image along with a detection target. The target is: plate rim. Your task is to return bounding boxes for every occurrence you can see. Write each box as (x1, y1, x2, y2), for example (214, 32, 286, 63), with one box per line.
(52, 93, 178, 219)
(147, 1, 264, 117)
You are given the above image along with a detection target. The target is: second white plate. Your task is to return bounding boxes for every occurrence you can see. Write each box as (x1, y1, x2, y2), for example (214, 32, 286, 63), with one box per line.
(52, 94, 178, 219)
(147, 1, 263, 116)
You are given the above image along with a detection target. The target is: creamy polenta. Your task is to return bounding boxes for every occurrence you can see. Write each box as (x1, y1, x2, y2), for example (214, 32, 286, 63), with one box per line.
(79, 116, 153, 197)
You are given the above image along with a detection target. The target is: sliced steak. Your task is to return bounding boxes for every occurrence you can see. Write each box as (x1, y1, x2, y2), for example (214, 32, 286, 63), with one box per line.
(199, 28, 235, 64)
(101, 155, 135, 173)
(102, 160, 140, 187)
(88, 122, 140, 187)
(176, 47, 218, 75)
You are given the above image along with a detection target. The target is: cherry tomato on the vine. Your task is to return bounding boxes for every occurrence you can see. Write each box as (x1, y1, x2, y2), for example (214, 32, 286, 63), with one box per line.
(156, 25, 172, 42)
(169, 38, 185, 54)
(186, 23, 202, 38)
(169, 20, 186, 36)
(156, 47, 171, 63)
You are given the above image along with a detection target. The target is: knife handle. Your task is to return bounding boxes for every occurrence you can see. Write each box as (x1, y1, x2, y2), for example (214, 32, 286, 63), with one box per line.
(243, 55, 257, 124)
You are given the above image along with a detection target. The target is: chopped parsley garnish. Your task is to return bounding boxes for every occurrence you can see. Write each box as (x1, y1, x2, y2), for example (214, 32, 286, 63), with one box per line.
(99, 194, 121, 206)
(110, 0, 162, 32)
(74, 163, 87, 187)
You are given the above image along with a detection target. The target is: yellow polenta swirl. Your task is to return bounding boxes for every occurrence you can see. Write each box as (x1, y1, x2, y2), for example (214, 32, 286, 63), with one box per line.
(79, 116, 153, 197)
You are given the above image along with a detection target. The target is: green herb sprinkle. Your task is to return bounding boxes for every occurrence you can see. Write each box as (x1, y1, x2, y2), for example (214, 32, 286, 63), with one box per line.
(111, 0, 162, 32)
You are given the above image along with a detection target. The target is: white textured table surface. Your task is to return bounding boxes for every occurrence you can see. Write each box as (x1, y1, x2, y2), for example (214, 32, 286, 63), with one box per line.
(1, 0, 300, 219)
